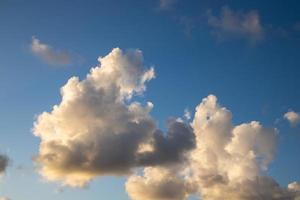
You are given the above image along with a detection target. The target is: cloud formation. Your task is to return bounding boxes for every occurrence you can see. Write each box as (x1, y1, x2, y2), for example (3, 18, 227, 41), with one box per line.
(0, 154, 9, 175)
(126, 95, 300, 200)
(136, 119, 195, 166)
(30, 37, 72, 66)
(126, 166, 194, 200)
(34, 48, 300, 199)
(33, 48, 194, 187)
(207, 6, 264, 42)
(284, 110, 300, 127)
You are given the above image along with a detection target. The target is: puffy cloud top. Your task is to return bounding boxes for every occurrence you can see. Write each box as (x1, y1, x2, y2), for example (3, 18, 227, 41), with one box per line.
(33, 48, 194, 187)
(284, 110, 300, 127)
(126, 95, 300, 200)
(33, 48, 300, 199)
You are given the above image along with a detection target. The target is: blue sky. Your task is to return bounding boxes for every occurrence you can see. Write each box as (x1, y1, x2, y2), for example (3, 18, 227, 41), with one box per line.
(0, 0, 300, 200)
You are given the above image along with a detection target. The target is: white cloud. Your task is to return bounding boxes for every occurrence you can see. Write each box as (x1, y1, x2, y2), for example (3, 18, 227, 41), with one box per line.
(184, 108, 191, 120)
(33, 48, 194, 187)
(189, 95, 285, 199)
(126, 166, 195, 200)
(33, 48, 300, 199)
(284, 110, 300, 127)
(207, 6, 264, 42)
(30, 37, 72, 66)
(33, 48, 155, 187)
(126, 95, 300, 200)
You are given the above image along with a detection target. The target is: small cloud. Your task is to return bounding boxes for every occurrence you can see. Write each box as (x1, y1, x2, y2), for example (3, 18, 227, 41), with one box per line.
(158, 0, 176, 10)
(30, 36, 72, 66)
(184, 108, 191, 120)
(284, 110, 300, 127)
(207, 6, 264, 43)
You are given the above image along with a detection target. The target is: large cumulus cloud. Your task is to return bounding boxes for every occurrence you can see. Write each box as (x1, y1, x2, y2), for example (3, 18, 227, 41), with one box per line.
(126, 95, 300, 200)
(33, 48, 194, 187)
(34, 48, 300, 200)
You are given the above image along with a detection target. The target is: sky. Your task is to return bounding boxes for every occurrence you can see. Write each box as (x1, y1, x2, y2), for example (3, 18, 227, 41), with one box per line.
(1, 0, 300, 199)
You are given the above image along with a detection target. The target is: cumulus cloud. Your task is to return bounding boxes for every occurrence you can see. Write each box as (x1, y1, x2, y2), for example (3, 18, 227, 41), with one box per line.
(30, 37, 72, 66)
(284, 110, 300, 127)
(126, 166, 195, 200)
(0, 154, 9, 175)
(126, 95, 300, 200)
(187, 95, 296, 199)
(207, 6, 264, 42)
(33, 48, 300, 199)
(33, 48, 195, 187)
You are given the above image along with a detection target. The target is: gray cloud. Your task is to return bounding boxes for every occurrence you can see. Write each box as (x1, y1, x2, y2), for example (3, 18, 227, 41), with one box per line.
(30, 36, 72, 66)
(0, 154, 9, 174)
(207, 6, 264, 42)
(137, 119, 195, 166)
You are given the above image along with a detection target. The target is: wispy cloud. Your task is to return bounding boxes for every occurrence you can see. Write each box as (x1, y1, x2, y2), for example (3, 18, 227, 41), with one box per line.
(30, 36, 72, 66)
(284, 110, 300, 127)
(158, 0, 176, 10)
(207, 6, 264, 43)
